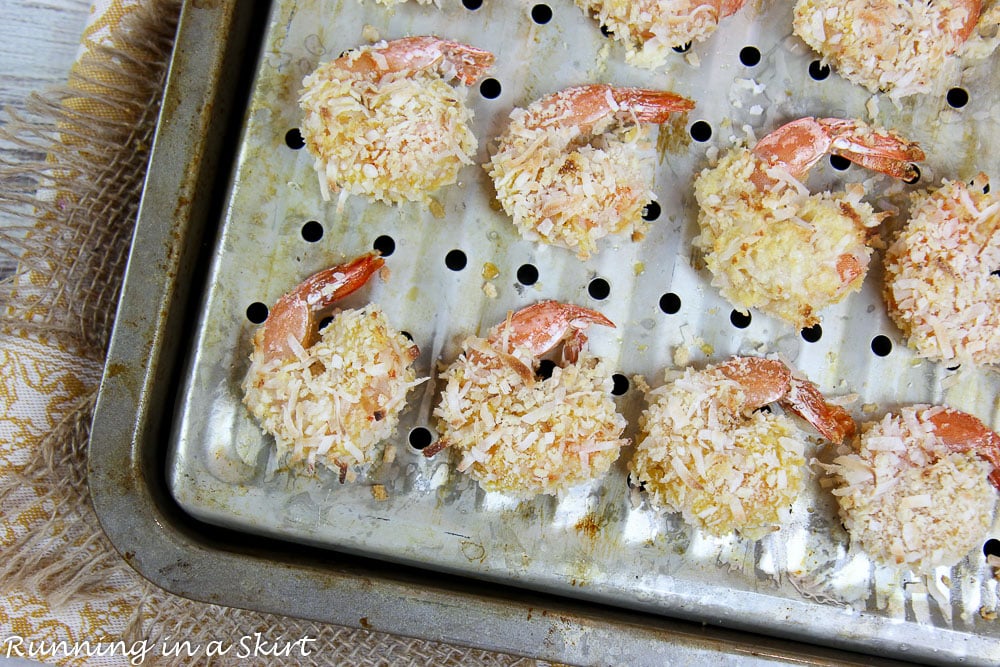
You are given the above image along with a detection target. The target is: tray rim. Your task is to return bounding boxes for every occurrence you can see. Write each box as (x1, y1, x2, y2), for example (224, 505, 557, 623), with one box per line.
(85, 1, 947, 664)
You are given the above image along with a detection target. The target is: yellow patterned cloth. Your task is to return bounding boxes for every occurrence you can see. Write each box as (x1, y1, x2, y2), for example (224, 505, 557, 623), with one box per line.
(1, 2, 153, 662)
(0, 2, 530, 664)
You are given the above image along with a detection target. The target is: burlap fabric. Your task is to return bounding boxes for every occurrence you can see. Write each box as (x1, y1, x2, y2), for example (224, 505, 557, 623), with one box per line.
(0, 1, 537, 664)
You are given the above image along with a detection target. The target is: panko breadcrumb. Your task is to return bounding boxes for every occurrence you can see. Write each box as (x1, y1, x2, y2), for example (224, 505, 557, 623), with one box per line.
(631, 365, 807, 539)
(694, 147, 881, 328)
(576, 0, 737, 69)
(489, 85, 692, 259)
(243, 306, 424, 475)
(826, 406, 997, 573)
(299, 43, 478, 206)
(883, 178, 1000, 365)
(489, 106, 654, 260)
(793, 0, 995, 99)
(433, 338, 627, 497)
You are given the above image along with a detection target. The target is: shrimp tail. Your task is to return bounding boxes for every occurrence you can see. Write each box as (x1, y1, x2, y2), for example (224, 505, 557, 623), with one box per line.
(438, 39, 496, 85)
(612, 87, 696, 123)
(751, 117, 923, 186)
(782, 379, 856, 445)
(336, 36, 494, 86)
(716, 356, 856, 444)
(526, 85, 694, 134)
(716, 356, 792, 407)
(262, 253, 384, 362)
(490, 300, 615, 361)
(925, 407, 1000, 490)
(817, 118, 925, 181)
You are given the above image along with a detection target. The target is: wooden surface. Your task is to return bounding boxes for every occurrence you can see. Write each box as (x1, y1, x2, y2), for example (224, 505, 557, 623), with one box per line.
(0, 0, 92, 280)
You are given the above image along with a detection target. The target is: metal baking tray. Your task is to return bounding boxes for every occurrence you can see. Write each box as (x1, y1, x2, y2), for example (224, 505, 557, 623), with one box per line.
(90, 0, 1000, 664)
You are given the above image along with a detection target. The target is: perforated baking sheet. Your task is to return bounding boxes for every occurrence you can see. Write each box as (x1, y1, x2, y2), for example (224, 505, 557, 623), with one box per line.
(168, 0, 1000, 663)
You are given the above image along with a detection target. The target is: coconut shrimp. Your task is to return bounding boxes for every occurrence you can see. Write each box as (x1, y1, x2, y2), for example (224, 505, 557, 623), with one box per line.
(242, 253, 425, 479)
(825, 405, 999, 573)
(694, 117, 924, 329)
(793, 0, 998, 99)
(431, 301, 628, 497)
(576, 0, 748, 68)
(884, 175, 1000, 365)
(631, 356, 856, 539)
(488, 84, 694, 260)
(299, 36, 494, 207)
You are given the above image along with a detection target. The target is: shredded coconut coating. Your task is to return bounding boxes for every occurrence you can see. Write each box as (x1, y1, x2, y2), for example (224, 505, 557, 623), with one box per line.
(576, 0, 725, 68)
(299, 49, 477, 205)
(826, 406, 997, 573)
(488, 100, 655, 260)
(631, 365, 807, 539)
(792, 0, 990, 99)
(243, 306, 423, 474)
(694, 148, 880, 328)
(434, 338, 628, 497)
(884, 180, 1000, 365)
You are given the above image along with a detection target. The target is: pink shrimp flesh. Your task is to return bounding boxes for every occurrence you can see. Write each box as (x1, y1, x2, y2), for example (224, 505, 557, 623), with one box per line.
(260, 253, 385, 363)
(750, 117, 924, 190)
(333, 35, 494, 85)
(628, 0, 749, 42)
(947, 0, 983, 43)
(715, 356, 856, 444)
(924, 407, 1000, 489)
(489, 300, 616, 365)
(716, 0, 748, 19)
(522, 84, 695, 135)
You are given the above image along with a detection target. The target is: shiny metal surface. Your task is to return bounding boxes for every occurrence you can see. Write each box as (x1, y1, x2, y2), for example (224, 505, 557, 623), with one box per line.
(95, 0, 999, 664)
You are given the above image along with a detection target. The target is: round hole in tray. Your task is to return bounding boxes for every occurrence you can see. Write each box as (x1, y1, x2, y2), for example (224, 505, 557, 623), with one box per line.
(739, 46, 761, 67)
(673, 42, 692, 53)
(445, 249, 468, 271)
(537, 358, 556, 380)
(373, 234, 395, 257)
(611, 373, 630, 396)
(600, 24, 614, 37)
(947, 87, 969, 109)
(808, 60, 831, 81)
(480, 78, 502, 99)
(730, 309, 752, 328)
(318, 316, 333, 331)
(462, 0, 483, 10)
(517, 263, 539, 285)
(400, 330, 414, 341)
(408, 426, 434, 450)
(246, 302, 268, 324)
(300, 220, 323, 243)
(588, 277, 611, 300)
(871, 334, 893, 357)
(659, 292, 681, 314)
(801, 324, 822, 343)
(903, 164, 921, 185)
(830, 154, 851, 171)
(284, 128, 305, 150)
(984, 538, 1000, 558)
(642, 201, 661, 221)
(531, 3, 553, 24)
(626, 473, 646, 491)
(690, 120, 712, 142)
